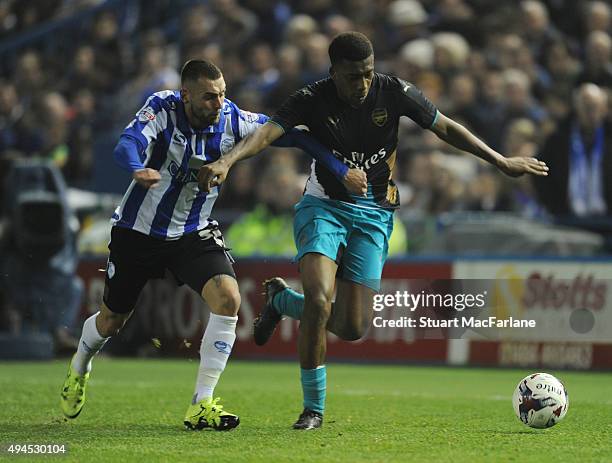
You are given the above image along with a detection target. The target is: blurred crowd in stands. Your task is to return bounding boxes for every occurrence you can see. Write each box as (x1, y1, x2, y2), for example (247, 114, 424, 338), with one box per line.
(1, 0, 612, 246)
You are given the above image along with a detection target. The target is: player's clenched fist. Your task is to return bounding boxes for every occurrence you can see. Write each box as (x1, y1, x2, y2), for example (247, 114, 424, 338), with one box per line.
(198, 159, 229, 192)
(342, 168, 368, 196)
(132, 168, 161, 189)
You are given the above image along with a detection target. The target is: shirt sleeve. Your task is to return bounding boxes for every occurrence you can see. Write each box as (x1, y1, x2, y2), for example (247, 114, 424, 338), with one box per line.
(121, 94, 169, 153)
(113, 135, 145, 172)
(274, 128, 348, 180)
(269, 86, 316, 133)
(232, 98, 348, 180)
(393, 78, 438, 129)
(237, 108, 270, 139)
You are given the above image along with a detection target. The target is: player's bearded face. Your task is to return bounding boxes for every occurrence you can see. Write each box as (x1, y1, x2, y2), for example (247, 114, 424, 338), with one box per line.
(182, 76, 226, 128)
(331, 56, 375, 108)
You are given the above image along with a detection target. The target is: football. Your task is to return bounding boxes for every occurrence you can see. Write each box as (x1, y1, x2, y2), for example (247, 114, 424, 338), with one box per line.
(512, 373, 569, 429)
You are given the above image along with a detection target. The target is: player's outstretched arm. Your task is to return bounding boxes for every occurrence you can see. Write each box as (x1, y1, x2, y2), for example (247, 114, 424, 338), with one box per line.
(198, 121, 283, 192)
(429, 112, 549, 178)
(277, 129, 367, 196)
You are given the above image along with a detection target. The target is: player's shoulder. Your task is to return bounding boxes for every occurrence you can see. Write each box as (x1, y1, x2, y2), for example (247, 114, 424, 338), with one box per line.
(223, 98, 246, 115)
(146, 90, 181, 112)
(374, 73, 431, 107)
(222, 98, 268, 124)
(374, 72, 414, 93)
(222, 98, 237, 114)
(224, 98, 268, 124)
(294, 77, 334, 99)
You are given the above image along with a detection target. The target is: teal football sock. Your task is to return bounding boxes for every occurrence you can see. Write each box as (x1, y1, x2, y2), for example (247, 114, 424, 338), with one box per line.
(301, 366, 326, 415)
(272, 288, 304, 320)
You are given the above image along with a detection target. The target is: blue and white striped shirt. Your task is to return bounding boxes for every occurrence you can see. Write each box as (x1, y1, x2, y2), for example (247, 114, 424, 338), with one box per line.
(111, 90, 348, 240)
(111, 90, 270, 240)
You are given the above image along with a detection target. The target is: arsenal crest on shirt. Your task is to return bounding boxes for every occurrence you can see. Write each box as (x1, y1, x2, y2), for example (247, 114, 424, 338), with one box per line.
(371, 108, 387, 127)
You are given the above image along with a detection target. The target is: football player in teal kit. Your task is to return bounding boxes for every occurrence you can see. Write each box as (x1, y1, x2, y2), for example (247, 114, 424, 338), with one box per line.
(198, 32, 549, 430)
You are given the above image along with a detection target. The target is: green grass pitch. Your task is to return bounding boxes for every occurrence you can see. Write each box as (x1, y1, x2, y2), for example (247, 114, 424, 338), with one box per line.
(1, 359, 611, 462)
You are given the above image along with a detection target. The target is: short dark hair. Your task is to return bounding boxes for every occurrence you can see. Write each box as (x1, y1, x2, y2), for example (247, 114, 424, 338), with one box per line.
(328, 31, 373, 65)
(181, 59, 222, 84)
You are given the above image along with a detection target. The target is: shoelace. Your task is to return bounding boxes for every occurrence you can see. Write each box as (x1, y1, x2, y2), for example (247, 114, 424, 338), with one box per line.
(207, 398, 224, 416)
(64, 374, 86, 396)
(195, 398, 225, 426)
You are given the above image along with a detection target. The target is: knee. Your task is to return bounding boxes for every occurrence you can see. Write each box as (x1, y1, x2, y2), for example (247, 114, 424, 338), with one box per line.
(213, 289, 241, 317)
(303, 288, 333, 323)
(202, 275, 241, 317)
(97, 310, 128, 337)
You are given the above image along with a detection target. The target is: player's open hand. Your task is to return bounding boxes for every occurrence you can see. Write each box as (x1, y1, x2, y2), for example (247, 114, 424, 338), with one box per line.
(343, 168, 368, 196)
(198, 160, 229, 192)
(133, 168, 161, 189)
(498, 156, 549, 178)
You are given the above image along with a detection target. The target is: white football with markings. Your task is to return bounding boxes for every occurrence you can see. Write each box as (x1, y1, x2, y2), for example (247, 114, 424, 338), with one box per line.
(512, 373, 568, 428)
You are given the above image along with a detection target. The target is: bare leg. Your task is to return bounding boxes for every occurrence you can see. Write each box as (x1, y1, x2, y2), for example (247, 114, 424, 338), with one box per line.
(326, 279, 374, 341)
(201, 274, 241, 317)
(96, 302, 132, 337)
(298, 253, 337, 369)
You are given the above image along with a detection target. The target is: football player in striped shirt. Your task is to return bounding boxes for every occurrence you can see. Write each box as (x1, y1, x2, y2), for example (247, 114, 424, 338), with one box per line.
(60, 59, 366, 430)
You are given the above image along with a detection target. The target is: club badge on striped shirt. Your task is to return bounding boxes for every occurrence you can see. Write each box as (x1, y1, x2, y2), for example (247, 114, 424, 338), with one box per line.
(137, 106, 156, 122)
